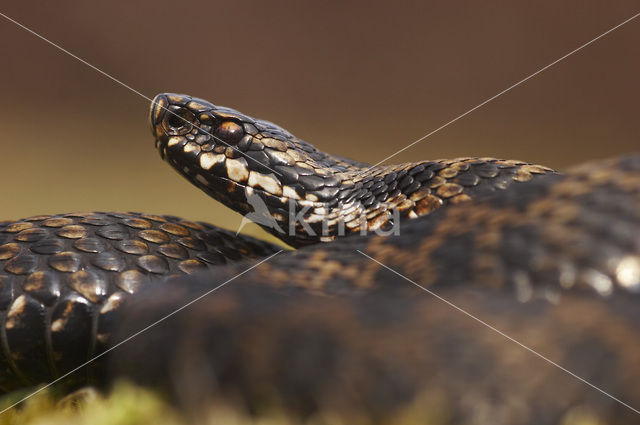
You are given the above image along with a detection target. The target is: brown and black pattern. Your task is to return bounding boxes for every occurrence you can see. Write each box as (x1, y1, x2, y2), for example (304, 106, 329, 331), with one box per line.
(1, 90, 639, 424)
(150, 93, 554, 247)
(109, 155, 640, 424)
(0, 212, 280, 393)
(154, 155, 640, 300)
(112, 283, 640, 425)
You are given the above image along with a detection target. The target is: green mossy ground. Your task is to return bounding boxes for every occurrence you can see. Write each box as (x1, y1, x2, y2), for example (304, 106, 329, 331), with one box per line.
(0, 383, 181, 425)
(0, 383, 603, 425)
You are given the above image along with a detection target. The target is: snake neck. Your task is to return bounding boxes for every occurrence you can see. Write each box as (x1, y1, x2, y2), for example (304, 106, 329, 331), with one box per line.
(150, 93, 554, 247)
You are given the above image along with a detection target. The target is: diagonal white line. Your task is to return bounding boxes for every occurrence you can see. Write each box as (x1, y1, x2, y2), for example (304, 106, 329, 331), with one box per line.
(357, 249, 640, 416)
(364, 10, 640, 171)
(2, 5, 639, 415)
(0, 11, 283, 178)
(0, 250, 283, 415)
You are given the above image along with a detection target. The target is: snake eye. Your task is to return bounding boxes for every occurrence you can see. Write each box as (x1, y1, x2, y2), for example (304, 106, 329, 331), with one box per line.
(214, 121, 244, 144)
(163, 108, 195, 135)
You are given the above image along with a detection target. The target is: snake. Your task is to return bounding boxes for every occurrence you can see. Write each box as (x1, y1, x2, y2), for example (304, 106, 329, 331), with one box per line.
(0, 93, 638, 424)
(149, 94, 553, 247)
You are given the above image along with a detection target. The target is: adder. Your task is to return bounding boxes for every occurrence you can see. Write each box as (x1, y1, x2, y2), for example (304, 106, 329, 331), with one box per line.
(0, 93, 639, 424)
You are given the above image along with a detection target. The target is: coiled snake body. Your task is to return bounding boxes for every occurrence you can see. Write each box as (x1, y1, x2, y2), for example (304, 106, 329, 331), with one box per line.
(1, 93, 639, 424)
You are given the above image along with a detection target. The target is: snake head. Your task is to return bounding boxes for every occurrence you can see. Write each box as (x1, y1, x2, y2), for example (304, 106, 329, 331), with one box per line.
(150, 93, 303, 205)
(149, 93, 355, 222)
(149, 94, 383, 246)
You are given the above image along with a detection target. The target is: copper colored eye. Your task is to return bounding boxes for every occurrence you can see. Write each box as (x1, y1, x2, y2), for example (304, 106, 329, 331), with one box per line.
(214, 121, 243, 144)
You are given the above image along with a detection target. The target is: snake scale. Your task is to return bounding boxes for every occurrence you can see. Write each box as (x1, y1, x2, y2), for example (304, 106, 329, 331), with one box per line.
(0, 93, 639, 424)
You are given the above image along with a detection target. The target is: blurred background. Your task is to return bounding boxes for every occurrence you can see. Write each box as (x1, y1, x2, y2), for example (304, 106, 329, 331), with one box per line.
(0, 1, 638, 244)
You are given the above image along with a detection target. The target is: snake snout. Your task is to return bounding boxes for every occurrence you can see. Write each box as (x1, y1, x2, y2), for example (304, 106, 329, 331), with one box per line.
(149, 94, 168, 134)
(149, 93, 197, 137)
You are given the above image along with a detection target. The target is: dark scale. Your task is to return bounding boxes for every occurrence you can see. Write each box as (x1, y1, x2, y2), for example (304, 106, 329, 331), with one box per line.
(0, 212, 281, 392)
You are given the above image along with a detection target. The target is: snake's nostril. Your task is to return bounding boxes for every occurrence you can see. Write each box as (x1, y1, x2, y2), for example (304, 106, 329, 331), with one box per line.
(166, 112, 186, 129)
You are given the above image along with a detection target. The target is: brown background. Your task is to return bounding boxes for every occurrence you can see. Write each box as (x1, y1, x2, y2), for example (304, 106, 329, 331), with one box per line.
(1, 1, 638, 244)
